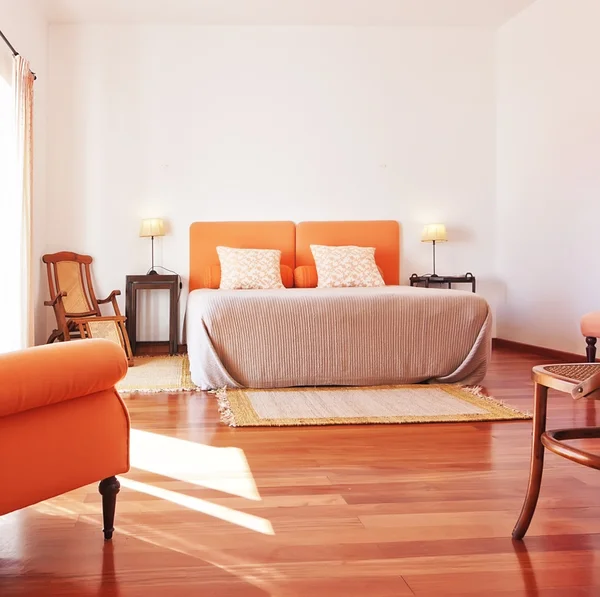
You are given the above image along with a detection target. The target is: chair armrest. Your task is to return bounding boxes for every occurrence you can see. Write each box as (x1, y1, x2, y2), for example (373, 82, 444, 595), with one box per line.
(98, 290, 121, 305)
(572, 370, 600, 400)
(44, 291, 67, 307)
(0, 339, 128, 418)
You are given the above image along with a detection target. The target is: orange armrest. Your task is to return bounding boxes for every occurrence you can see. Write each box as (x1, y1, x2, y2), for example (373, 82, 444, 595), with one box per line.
(0, 339, 128, 418)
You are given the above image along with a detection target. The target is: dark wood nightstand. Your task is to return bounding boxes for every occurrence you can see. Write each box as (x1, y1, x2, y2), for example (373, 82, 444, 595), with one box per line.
(409, 272, 476, 293)
(125, 275, 179, 355)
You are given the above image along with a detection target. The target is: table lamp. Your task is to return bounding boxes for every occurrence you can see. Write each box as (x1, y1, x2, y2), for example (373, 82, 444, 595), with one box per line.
(139, 218, 165, 275)
(421, 223, 447, 276)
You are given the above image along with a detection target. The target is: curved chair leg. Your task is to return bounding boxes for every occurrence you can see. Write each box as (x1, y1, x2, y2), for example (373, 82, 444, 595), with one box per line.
(46, 329, 62, 344)
(513, 383, 548, 540)
(99, 476, 121, 541)
(586, 337, 597, 363)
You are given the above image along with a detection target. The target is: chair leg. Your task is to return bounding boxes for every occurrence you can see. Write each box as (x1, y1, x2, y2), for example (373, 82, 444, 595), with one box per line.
(586, 337, 597, 363)
(513, 383, 548, 540)
(99, 476, 121, 541)
(46, 329, 62, 344)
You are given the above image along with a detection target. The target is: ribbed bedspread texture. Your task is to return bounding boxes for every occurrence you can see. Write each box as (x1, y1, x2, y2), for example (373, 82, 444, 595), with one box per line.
(186, 286, 492, 390)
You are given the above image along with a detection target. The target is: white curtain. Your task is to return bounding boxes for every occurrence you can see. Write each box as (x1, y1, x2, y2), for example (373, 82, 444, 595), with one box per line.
(0, 54, 34, 353)
(15, 56, 35, 349)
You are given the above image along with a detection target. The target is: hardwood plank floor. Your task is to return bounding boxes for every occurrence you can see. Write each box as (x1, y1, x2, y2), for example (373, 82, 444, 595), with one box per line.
(2, 346, 600, 596)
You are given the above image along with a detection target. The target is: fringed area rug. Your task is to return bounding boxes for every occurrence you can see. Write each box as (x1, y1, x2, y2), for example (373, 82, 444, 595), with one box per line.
(215, 385, 531, 427)
(117, 355, 196, 393)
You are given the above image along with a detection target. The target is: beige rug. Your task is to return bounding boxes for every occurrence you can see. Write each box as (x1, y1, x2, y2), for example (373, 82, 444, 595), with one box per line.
(115, 357, 531, 428)
(215, 385, 531, 427)
(116, 355, 196, 393)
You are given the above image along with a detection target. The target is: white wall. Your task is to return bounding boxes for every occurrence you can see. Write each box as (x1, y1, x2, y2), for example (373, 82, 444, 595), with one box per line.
(46, 25, 496, 342)
(497, 0, 600, 354)
(0, 0, 48, 345)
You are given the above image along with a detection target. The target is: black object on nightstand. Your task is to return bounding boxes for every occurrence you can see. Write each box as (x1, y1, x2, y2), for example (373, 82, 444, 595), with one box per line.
(409, 272, 476, 293)
(125, 274, 179, 355)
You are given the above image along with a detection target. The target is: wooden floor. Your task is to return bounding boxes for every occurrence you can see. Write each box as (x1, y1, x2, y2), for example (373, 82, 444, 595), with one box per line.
(2, 346, 600, 596)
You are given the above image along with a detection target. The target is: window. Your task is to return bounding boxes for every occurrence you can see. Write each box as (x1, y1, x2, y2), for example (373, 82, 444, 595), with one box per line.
(0, 51, 20, 353)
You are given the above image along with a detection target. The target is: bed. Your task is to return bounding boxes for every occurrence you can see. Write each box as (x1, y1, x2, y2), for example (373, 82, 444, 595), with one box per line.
(186, 221, 492, 390)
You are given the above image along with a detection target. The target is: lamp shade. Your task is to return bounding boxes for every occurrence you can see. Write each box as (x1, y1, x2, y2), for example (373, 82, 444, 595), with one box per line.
(139, 218, 165, 238)
(421, 223, 447, 243)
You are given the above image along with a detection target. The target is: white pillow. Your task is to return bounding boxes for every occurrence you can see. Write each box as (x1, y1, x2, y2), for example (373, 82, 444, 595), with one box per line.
(216, 247, 284, 290)
(310, 245, 385, 288)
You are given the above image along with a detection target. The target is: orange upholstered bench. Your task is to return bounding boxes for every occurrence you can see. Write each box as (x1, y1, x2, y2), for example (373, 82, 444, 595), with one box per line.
(0, 339, 130, 540)
(581, 312, 600, 362)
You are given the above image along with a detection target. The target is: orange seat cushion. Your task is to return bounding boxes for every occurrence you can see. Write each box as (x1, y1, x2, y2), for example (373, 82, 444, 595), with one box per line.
(581, 312, 600, 337)
(204, 264, 294, 289)
(294, 265, 385, 288)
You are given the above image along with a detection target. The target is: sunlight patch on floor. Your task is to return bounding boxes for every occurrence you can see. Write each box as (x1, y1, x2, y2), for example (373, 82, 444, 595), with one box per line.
(129, 429, 260, 500)
(118, 477, 274, 535)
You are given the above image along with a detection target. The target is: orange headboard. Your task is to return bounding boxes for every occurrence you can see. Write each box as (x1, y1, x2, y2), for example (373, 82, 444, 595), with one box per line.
(189, 221, 296, 291)
(296, 220, 400, 285)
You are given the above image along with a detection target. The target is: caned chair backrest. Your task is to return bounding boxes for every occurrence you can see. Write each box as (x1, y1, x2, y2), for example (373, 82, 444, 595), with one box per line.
(42, 252, 101, 317)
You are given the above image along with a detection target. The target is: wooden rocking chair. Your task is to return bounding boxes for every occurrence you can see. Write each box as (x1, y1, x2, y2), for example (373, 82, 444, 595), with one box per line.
(42, 252, 134, 366)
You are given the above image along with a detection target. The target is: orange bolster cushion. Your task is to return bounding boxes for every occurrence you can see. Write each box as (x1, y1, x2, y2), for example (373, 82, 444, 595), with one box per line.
(204, 264, 294, 289)
(294, 265, 319, 288)
(294, 265, 386, 288)
(0, 339, 128, 418)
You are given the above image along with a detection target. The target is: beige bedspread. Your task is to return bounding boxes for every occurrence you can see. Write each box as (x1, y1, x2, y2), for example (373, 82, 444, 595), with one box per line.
(186, 286, 492, 390)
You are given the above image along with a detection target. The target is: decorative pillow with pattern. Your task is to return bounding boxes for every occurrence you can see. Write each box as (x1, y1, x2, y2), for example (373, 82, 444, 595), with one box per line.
(310, 245, 385, 288)
(204, 264, 294, 289)
(216, 247, 285, 289)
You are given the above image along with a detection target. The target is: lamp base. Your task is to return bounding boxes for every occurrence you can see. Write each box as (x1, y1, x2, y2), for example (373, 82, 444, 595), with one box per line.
(147, 269, 159, 275)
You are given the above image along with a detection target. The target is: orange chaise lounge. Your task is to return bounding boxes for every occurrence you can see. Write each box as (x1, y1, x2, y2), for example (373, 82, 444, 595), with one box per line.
(0, 339, 130, 540)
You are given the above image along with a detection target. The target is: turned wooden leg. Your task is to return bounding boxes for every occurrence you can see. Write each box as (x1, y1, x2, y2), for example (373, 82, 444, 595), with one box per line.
(586, 337, 597, 363)
(513, 383, 548, 540)
(99, 476, 120, 541)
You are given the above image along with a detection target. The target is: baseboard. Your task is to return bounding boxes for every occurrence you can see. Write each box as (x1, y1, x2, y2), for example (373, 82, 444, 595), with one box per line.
(492, 338, 595, 363)
(138, 337, 590, 362)
(135, 341, 187, 355)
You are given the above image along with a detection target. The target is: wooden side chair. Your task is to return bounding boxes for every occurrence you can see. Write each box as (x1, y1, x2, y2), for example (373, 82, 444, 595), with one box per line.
(513, 363, 600, 539)
(42, 252, 134, 366)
